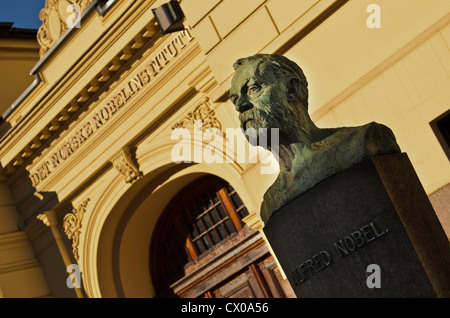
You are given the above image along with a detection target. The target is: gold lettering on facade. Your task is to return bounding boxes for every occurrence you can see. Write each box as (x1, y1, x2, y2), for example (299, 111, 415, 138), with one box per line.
(29, 27, 194, 187)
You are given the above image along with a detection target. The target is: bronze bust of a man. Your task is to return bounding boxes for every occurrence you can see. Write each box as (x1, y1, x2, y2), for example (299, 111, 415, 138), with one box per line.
(229, 54, 401, 223)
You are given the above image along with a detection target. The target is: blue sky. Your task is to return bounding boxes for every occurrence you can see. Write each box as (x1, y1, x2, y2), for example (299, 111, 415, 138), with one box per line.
(0, 0, 46, 29)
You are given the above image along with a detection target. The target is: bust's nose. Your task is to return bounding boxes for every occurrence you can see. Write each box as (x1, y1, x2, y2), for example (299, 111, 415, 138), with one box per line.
(235, 96, 253, 113)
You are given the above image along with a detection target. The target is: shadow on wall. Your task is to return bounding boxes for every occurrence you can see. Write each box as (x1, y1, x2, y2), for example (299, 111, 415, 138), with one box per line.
(7, 161, 80, 298)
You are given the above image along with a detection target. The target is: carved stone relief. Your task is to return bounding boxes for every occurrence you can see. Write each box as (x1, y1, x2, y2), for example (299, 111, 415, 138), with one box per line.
(172, 97, 224, 135)
(37, 0, 94, 56)
(111, 146, 141, 184)
(63, 198, 90, 260)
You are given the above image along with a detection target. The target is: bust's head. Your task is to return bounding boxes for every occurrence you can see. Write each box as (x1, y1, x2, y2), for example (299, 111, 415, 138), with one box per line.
(229, 54, 310, 146)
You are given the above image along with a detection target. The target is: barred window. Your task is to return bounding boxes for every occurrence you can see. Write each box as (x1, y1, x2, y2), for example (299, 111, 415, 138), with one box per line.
(150, 176, 249, 296)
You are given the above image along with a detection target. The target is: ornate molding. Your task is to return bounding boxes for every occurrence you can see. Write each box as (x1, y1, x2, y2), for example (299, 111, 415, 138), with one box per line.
(111, 146, 141, 184)
(37, 0, 94, 57)
(37, 213, 50, 227)
(6, 22, 160, 177)
(63, 198, 90, 260)
(172, 97, 223, 135)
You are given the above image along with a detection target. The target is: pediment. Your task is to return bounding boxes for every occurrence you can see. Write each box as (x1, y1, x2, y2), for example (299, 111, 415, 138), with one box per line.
(37, 0, 94, 57)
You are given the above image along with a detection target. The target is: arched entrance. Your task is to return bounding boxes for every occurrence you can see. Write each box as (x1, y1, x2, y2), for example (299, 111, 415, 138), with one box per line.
(150, 175, 294, 298)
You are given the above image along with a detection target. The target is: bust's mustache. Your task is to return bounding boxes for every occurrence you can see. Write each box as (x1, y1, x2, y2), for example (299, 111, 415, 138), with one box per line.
(239, 108, 270, 130)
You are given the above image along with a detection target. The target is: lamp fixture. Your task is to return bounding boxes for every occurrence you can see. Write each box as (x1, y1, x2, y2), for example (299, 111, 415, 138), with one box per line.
(152, 1, 185, 35)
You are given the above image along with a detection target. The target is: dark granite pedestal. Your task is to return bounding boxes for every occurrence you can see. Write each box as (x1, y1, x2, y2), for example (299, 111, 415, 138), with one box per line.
(263, 153, 450, 298)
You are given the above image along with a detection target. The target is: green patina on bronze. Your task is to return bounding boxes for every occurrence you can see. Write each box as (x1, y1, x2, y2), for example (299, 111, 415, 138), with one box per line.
(229, 54, 401, 223)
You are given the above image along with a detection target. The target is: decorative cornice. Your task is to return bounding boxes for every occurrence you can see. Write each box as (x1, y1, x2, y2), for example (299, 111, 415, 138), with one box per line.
(0, 258, 41, 275)
(0, 231, 32, 249)
(2, 21, 160, 176)
(37, 0, 94, 57)
(63, 198, 90, 260)
(111, 146, 141, 184)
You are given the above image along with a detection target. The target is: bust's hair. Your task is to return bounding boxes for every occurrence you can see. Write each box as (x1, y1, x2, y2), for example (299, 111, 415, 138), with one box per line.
(233, 54, 309, 109)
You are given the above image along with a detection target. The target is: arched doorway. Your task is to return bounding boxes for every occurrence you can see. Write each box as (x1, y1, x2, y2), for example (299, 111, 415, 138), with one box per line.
(150, 175, 294, 298)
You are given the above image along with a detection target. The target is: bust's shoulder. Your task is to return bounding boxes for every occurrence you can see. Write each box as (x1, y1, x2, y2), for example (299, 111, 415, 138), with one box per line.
(262, 122, 401, 224)
(334, 121, 394, 137)
(313, 121, 401, 158)
(360, 122, 401, 156)
(318, 122, 400, 153)
(364, 121, 394, 135)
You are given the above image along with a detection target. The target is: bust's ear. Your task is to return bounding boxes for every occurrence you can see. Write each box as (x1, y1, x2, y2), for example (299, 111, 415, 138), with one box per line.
(287, 77, 300, 101)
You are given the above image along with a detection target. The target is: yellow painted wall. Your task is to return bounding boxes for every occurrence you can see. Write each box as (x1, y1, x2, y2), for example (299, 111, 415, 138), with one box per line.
(0, 36, 39, 116)
(283, 0, 450, 195)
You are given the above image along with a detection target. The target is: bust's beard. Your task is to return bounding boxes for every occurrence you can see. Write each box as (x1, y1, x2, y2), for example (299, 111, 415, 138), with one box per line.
(243, 126, 275, 149)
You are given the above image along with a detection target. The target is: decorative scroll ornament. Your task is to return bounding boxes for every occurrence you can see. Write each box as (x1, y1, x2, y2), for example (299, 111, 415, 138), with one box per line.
(63, 198, 90, 260)
(112, 146, 141, 184)
(172, 97, 223, 135)
(37, 0, 94, 57)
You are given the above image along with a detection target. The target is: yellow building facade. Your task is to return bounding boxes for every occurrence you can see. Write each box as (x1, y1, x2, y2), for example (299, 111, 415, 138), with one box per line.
(0, 0, 448, 298)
